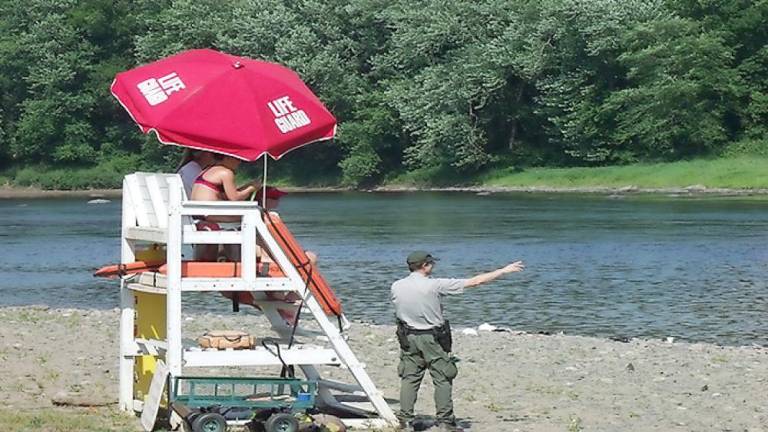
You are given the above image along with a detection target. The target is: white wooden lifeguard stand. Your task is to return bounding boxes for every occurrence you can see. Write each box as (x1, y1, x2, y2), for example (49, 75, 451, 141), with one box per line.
(117, 172, 397, 429)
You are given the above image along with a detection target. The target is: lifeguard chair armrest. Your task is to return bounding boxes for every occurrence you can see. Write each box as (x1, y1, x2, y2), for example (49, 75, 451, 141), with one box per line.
(124, 172, 264, 238)
(180, 200, 263, 216)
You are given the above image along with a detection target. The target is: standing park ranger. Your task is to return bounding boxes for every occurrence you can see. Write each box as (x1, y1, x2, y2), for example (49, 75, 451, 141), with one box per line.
(391, 251, 525, 431)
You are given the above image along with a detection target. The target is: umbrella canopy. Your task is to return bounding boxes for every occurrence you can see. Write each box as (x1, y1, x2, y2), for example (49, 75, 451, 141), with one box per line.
(111, 49, 336, 161)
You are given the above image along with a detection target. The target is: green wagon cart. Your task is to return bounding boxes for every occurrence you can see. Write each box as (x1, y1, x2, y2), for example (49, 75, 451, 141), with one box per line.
(169, 376, 318, 432)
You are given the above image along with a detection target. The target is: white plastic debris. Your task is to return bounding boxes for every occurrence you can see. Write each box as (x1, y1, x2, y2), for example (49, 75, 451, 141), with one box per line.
(461, 328, 479, 336)
(666, 337, 675, 343)
(87, 199, 111, 204)
(478, 323, 497, 332)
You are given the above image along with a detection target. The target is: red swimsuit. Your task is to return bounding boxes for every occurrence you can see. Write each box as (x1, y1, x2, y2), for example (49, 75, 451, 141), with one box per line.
(194, 168, 224, 193)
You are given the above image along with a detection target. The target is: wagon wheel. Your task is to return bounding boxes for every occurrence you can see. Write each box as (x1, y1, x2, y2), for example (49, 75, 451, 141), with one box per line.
(191, 412, 227, 432)
(264, 413, 299, 432)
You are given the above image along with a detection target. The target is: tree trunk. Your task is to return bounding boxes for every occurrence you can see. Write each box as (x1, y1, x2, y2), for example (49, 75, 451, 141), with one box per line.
(508, 84, 525, 151)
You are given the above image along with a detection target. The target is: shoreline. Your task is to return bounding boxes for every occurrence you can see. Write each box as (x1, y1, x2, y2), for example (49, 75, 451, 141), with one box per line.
(2, 305, 767, 431)
(372, 184, 768, 196)
(0, 186, 123, 199)
(3, 184, 768, 199)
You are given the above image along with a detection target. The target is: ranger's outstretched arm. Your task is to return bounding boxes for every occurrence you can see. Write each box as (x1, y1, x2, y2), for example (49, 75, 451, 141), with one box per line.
(464, 261, 524, 288)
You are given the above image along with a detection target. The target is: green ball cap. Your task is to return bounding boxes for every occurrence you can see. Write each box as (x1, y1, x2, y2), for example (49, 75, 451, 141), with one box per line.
(406, 251, 439, 265)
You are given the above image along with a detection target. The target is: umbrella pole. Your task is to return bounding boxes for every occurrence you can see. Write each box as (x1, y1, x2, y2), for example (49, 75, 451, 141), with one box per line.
(262, 154, 268, 207)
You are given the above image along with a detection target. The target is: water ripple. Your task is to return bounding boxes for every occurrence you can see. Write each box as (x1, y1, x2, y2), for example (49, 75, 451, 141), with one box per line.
(1, 193, 768, 346)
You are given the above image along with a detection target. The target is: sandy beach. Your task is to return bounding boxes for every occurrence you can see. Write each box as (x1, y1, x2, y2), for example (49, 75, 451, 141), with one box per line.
(1, 306, 766, 431)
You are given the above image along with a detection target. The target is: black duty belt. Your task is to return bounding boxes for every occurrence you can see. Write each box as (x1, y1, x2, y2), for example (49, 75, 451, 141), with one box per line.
(406, 327, 437, 335)
(396, 318, 452, 352)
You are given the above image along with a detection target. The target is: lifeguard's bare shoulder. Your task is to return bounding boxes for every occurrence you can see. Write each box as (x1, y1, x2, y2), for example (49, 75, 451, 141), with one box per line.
(209, 166, 234, 181)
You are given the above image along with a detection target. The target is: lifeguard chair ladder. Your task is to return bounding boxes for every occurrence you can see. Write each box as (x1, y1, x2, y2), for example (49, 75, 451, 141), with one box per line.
(117, 172, 397, 429)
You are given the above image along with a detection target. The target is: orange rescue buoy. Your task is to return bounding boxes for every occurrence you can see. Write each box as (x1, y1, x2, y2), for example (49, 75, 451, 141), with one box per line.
(93, 260, 165, 278)
(157, 261, 283, 278)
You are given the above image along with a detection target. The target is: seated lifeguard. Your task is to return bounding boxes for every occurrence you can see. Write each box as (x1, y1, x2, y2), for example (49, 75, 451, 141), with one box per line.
(176, 149, 216, 197)
(189, 153, 258, 206)
(189, 154, 259, 260)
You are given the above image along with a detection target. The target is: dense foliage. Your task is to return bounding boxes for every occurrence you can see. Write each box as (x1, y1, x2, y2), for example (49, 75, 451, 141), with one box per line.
(0, 0, 765, 187)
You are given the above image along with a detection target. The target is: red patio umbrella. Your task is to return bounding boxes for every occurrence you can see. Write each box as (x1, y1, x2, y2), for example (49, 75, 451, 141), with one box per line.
(111, 48, 336, 161)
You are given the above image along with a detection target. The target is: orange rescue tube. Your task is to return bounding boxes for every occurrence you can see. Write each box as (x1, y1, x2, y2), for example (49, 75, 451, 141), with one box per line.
(157, 261, 283, 278)
(265, 213, 343, 316)
(94, 260, 165, 278)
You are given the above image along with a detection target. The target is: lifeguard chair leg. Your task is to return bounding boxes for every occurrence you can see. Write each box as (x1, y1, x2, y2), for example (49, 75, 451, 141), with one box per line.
(165, 184, 184, 380)
(119, 181, 136, 411)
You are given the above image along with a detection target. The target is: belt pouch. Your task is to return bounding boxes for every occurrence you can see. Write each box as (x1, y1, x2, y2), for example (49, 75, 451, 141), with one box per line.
(395, 319, 410, 351)
(433, 320, 453, 353)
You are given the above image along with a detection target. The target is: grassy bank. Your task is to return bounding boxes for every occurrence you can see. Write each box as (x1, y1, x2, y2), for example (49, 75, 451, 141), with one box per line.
(3, 156, 768, 192)
(0, 408, 137, 432)
(0, 155, 142, 190)
(389, 156, 768, 190)
(0, 160, 339, 191)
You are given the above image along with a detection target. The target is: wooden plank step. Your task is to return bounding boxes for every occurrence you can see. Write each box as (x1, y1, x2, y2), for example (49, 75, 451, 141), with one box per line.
(183, 346, 340, 367)
(128, 273, 293, 292)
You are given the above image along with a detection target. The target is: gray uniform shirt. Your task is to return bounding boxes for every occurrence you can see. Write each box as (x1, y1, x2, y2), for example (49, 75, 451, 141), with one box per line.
(391, 272, 467, 330)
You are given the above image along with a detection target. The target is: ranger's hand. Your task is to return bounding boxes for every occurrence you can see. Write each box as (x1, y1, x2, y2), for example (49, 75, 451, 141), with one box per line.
(465, 260, 525, 288)
(501, 261, 524, 273)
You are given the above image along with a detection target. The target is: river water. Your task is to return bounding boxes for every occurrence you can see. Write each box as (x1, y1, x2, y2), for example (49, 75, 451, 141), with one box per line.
(1, 192, 766, 346)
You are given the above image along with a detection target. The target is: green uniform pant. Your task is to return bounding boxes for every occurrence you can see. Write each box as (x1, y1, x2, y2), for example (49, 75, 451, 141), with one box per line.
(397, 333, 458, 423)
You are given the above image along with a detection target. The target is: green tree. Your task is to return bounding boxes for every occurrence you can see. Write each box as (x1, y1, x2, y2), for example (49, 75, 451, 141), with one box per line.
(525, 0, 669, 164)
(739, 47, 768, 140)
(2, 0, 159, 166)
(9, 0, 100, 163)
(602, 17, 740, 159)
(0, 0, 763, 187)
(669, 0, 768, 143)
(134, 0, 400, 185)
(374, 0, 520, 171)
